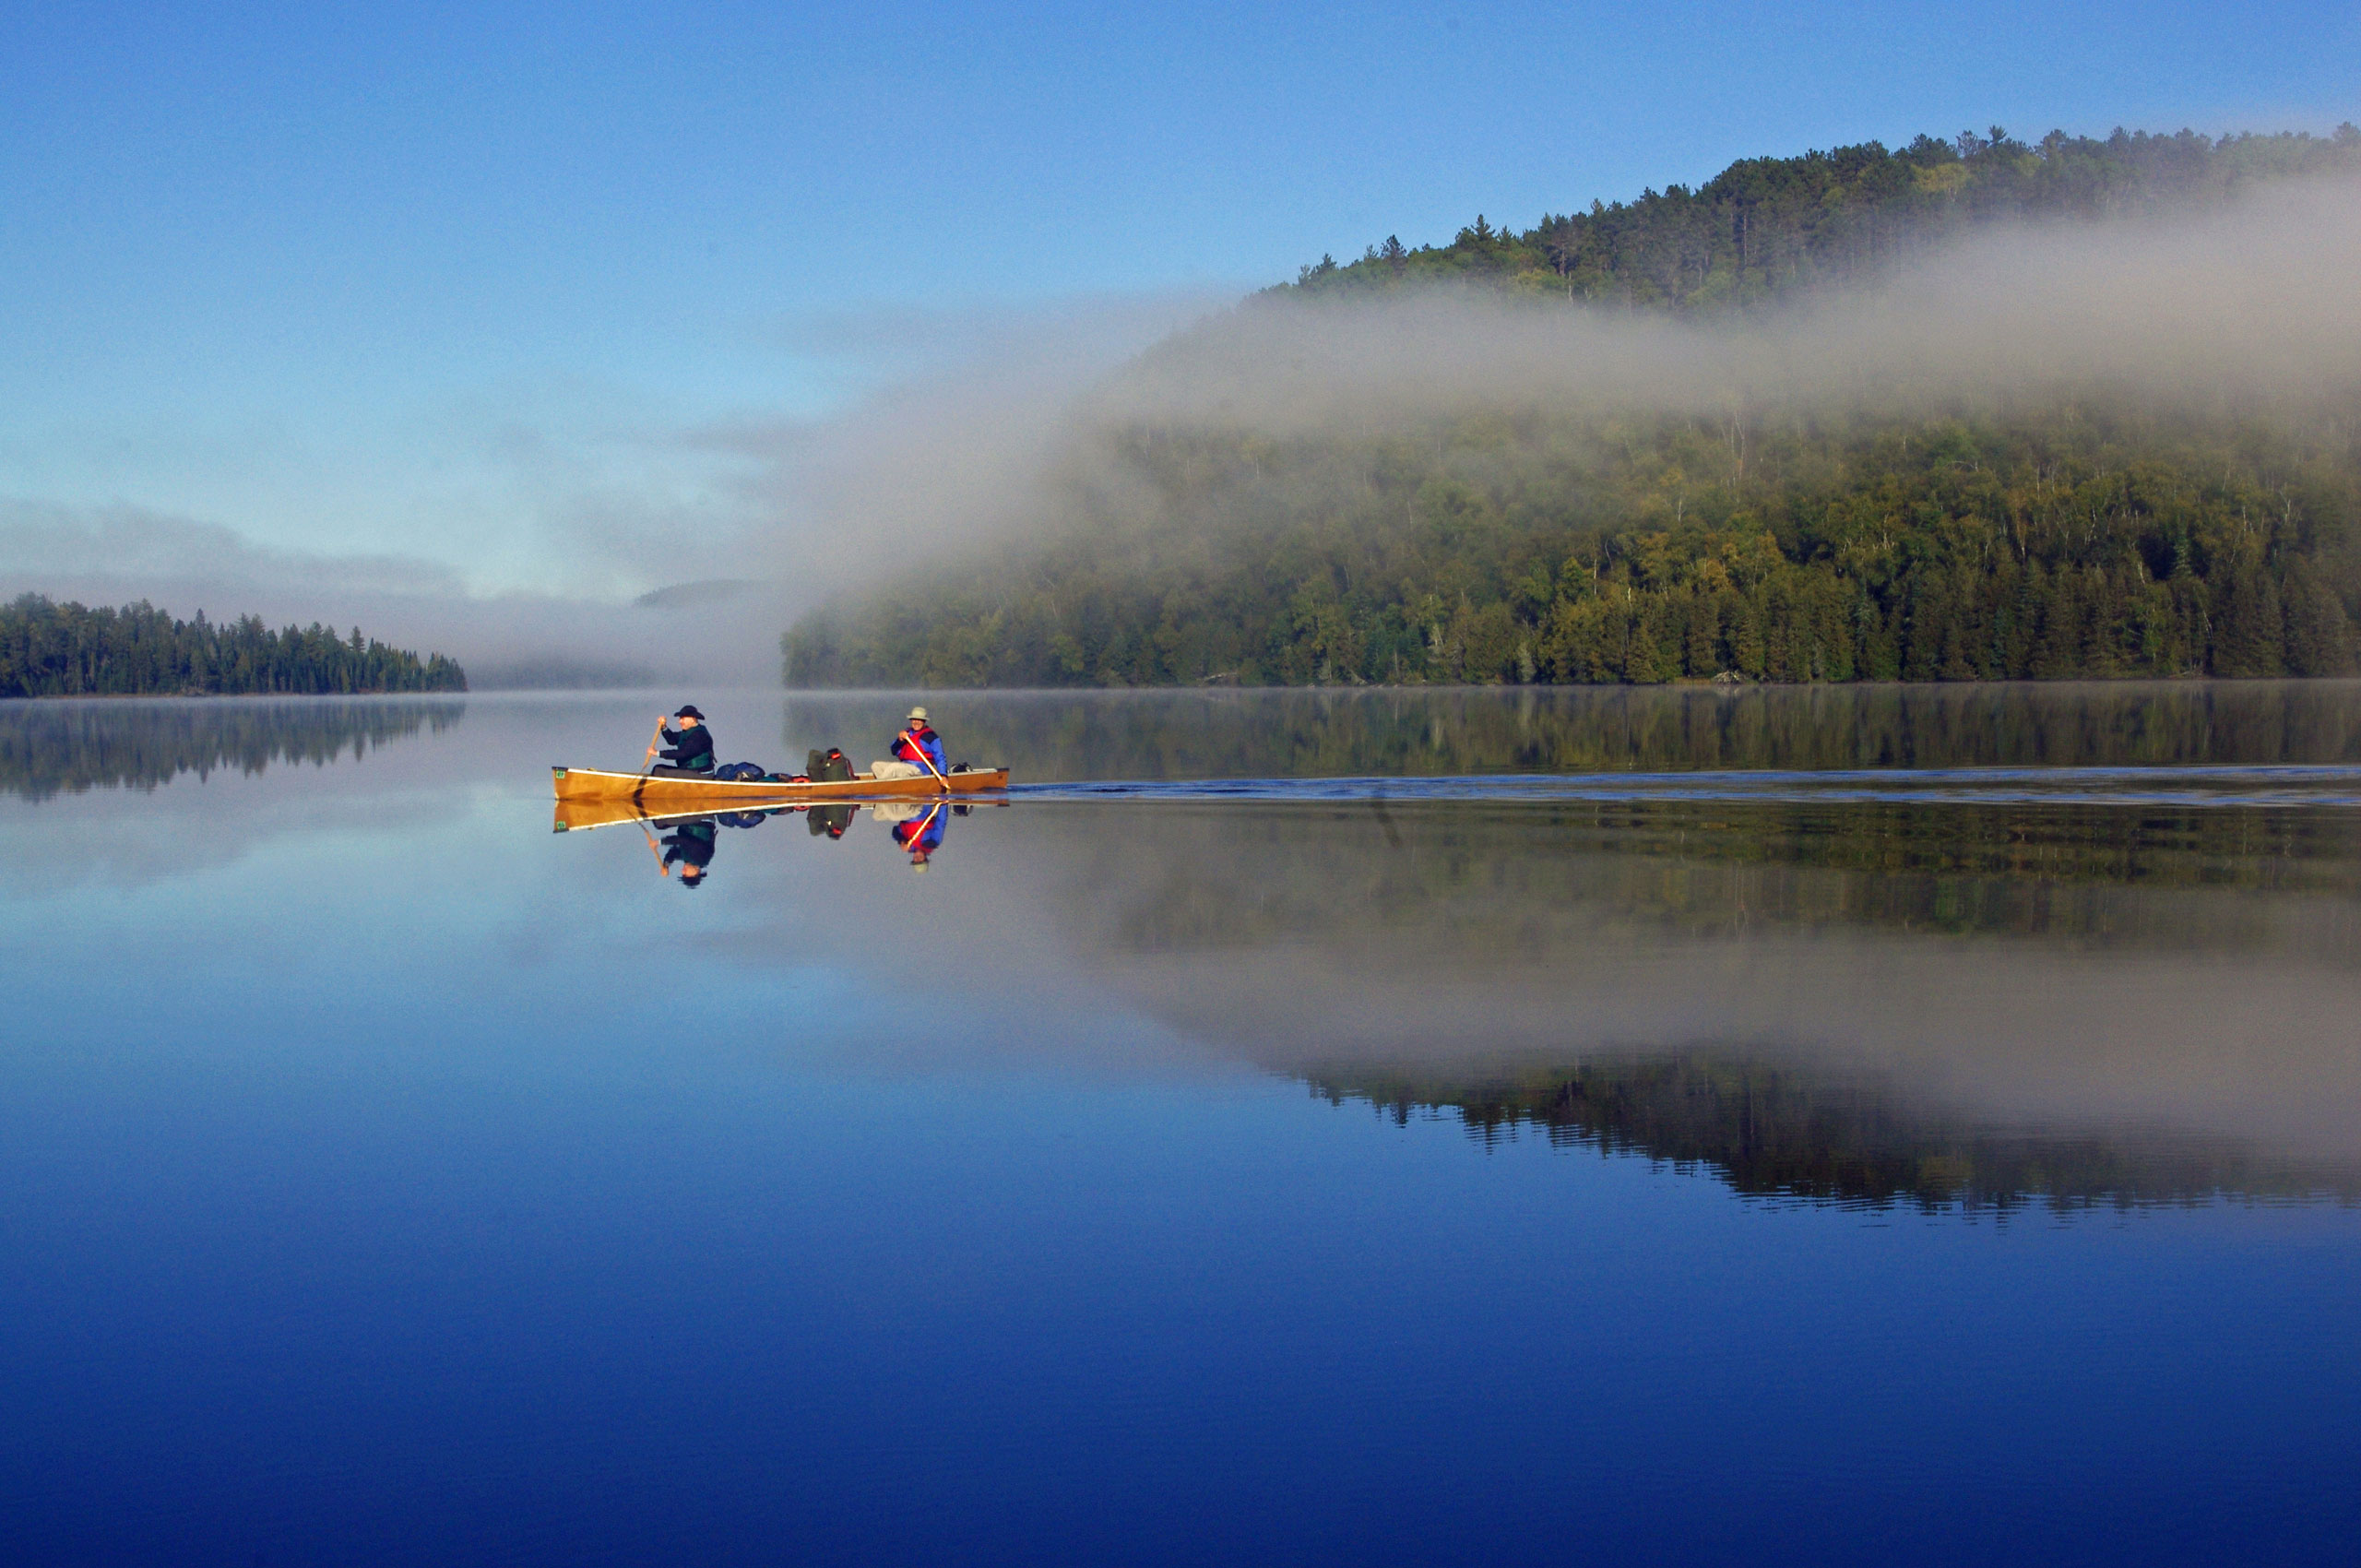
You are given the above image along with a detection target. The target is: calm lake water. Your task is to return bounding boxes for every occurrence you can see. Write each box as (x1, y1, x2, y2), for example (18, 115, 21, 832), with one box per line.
(3, 683, 2358, 1565)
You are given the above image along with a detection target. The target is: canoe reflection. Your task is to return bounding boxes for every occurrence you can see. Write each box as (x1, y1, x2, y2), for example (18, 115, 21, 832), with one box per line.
(554, 791, 974, 880)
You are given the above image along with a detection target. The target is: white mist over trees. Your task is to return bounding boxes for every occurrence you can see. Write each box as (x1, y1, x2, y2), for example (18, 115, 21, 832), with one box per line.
(781, 126, 2361, 688)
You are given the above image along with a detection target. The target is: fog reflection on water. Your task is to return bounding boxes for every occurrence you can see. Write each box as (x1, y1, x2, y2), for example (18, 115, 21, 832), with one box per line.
(784, 684, 2361, 1206)
(961, 792, 2361, 1200)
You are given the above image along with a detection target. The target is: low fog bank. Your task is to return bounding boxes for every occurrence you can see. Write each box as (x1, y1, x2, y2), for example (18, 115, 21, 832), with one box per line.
(1106, 177, 2361, 429)
(768, 175, 2361, 614)
(2, 296, 1223, 687)
(0, 499, 788, 687)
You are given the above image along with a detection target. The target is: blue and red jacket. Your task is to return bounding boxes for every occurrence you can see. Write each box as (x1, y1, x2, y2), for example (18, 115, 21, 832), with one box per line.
(892, 723, 945, 774)
(893, 805, 947, 856)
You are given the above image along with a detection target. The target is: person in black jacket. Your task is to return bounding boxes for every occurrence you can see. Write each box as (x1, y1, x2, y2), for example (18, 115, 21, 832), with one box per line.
(655, 705, 715, 774)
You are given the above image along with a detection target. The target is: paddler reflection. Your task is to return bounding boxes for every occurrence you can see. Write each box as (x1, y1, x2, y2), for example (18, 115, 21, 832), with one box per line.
(644, 808, 772, 888)
(658, 817, 717, 886)
(872, 798, 951, 871)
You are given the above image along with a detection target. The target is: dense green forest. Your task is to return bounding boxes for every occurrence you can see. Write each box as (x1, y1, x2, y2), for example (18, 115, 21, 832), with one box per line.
(0, 595, 467, 698)
(786, 398, 2361, 687)
(783, 125, 2361, 690)
(1286, 124, 2360, 307)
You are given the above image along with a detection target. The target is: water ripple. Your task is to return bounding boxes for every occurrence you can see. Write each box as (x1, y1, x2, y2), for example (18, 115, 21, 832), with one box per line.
(1008, 764, 2361, 809)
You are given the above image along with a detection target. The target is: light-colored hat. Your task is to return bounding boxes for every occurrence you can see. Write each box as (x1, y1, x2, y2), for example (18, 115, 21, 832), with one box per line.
(907, 706, 930, 722)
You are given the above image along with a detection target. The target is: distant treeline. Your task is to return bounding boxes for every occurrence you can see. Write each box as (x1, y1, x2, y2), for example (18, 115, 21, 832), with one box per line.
(1287, 124, 2361, 308)
(0, 697, 465, 802)
(783, 400, 2361, 687)
(0, 595, 467, 698)
(1307, 1058, 2350, 1209)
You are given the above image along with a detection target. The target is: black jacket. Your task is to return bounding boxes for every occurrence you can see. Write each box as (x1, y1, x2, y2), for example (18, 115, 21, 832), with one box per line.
(661, 820, 717, 871)
(659, 720, 716, 771)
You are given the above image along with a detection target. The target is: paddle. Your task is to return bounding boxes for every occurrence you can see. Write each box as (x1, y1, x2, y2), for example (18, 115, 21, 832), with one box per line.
(896, 730, 952, 793)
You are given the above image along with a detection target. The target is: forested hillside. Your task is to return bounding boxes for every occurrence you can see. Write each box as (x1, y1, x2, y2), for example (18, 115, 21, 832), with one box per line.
(0, 595, 468, 697)
(786, 398, 2361, 687)
(784, 125, 2361, 689)
(1287, 125, 2361, 309)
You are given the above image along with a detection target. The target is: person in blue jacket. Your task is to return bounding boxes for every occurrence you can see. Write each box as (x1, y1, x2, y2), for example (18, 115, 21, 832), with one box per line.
(889, 706, 946, 777)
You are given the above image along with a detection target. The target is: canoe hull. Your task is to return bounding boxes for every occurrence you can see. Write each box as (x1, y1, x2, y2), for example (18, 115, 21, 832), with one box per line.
(551, 765, 1009, 823)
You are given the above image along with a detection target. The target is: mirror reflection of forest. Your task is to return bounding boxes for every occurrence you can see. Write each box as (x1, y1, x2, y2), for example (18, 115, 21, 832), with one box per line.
(767, 681, 2361, 1208)
(998, 793, 2361, 1208)
(0, 697, 465, 801)
(1052, 797, 2361, 954)
(786, 679, 2361, 782)
(1305, 1057, 2355, 1213)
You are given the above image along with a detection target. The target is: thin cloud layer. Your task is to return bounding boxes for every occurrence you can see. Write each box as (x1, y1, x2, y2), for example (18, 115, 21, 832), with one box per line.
(0, 498, 765, 687)
(0, 500, 468, 600)
(1101, 176, 2361, 429)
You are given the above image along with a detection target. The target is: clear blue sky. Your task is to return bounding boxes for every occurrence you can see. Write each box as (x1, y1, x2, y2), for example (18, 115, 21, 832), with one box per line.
(2, 1, 2355, 597)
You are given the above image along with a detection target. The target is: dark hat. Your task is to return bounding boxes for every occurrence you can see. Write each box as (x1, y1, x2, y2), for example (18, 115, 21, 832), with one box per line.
(675, 705, 706, 720)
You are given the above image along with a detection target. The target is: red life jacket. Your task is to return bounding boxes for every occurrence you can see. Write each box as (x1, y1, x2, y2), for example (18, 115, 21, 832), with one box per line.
(893, 725, 943, 770)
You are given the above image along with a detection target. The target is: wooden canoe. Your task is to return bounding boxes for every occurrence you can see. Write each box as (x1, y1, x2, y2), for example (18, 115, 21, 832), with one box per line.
(550, 764, 1010, 823)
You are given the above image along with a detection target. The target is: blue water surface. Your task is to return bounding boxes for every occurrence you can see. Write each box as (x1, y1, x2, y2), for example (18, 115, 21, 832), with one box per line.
(1, 687, 2356, 1565)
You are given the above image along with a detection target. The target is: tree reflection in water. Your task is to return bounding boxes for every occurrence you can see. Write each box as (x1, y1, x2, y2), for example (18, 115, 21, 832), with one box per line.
(0, 695, 464, 801)
(1308, 1057, 2357, 1212)
(989, 785, 2361, 1209)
